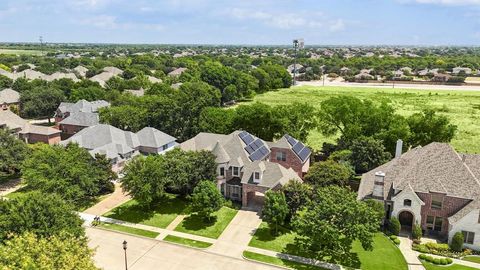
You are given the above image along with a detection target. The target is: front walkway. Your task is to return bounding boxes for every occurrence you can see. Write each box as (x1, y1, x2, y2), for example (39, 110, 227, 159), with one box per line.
(207, 208, 263, 258)
(83, 182, 131, 215)
(397, 236, 425, 270)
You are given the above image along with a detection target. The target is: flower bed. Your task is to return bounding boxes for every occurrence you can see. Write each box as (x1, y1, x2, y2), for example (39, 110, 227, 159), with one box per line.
(413, 242, 475, 259)
(418, 254, 453, 265)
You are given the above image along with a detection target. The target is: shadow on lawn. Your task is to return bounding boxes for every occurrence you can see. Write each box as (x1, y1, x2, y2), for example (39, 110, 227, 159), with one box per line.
(180, 214, 218, 231)
(105, 195, 188, 223)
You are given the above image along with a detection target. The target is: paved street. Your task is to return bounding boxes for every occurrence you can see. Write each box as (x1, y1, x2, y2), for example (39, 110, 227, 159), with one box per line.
(87, 227, 282, 270)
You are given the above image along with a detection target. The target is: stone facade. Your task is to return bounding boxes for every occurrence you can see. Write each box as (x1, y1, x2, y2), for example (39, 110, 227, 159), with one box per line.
(448, 209, 480, 250)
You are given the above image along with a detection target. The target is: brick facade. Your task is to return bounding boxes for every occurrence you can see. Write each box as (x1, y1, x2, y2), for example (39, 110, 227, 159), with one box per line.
(417, 192, 471, 237)
(59, 123, 86, 137)
(241, 183, 269, 207)
(269, 147, 305, 177)
(20, 133, 61, 145)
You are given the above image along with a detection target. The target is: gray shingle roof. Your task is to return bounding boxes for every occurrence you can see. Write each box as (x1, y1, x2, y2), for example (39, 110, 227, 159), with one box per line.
(136, 127, 177, 148)
(57, 100, 110, 114)
(0, 88, 20, 104)
(59, 112, 100, 127)
(0, 110, 60, 136)
(241, 160, 301, 188)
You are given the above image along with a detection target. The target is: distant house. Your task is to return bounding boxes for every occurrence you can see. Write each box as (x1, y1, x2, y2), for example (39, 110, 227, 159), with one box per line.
(58, 112, 101, 138)
(339, 67, 351, 75)
(40, 72, 79, 82)
(55, 100, 110, 124)
(62, 124, 177, 172)
(168, 67, 187, 77)
(432, 73, 452, 82)
(73, 65, 88, 77)
(355, 72, 374, 80)
(125, 88, 145, 97)
(358, 142, 480, 251)
(0, 110, 61, 145)
(181, 131, 310, 207)
(287, 64, 304, 75)
(89, 67, 124, 87)
(452, 67, 472, 75)
(146, 75, 162, 84)
(0, 88, 20, 110)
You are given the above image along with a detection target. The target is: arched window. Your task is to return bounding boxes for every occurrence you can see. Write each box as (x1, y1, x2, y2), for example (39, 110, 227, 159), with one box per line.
(404, 199, 412, 206)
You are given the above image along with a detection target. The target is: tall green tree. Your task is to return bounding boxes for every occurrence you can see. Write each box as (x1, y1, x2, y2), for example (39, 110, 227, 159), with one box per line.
(262, 191, 289, 235)
(233, 102, 284, 141)
(304, 160, 352, 187)
(282, 180, 312, 222)
(274, 102, 317, 142)
(349, 137, 392, 173)
(21, 143, 115, 206)
(190, 180, 224, 221)
(199, 107, 235, 134)
(407, 109, 457, 147)
(20, 86, 65, 121)
(293, 186, 382, 264)
(0, 232, 98, 270)
(0, 128, 30, 174)
(0, 191, 84, 241)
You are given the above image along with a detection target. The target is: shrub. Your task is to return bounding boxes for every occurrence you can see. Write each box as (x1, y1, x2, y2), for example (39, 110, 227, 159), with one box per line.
(393, 239, 401, 245)
(412, 224, 423, 240)
(418, 254, 427, 260)
(426, 256, 434, 263)
(440, 258, 448, 265)
(425, 242, 449, 252)
(388, 217, 401, 235)
(451, 232, 464, 252)
(413, 239, 422, 245)
(433, 258, 441, 265)
(446, 258, 453, 264)
(390, 235, 398, 240)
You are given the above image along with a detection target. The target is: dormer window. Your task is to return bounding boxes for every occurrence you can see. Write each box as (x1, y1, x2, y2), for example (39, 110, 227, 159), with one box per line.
(232, 166, 240, 177)
(254, 172, 260, 180)
(404, 199, 412, 207)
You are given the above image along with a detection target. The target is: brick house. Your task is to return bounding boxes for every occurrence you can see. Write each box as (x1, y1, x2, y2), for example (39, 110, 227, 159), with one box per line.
(0, 88, 20, 111)
(0, 110, 60, 144)
(54, 99, 109, 124)
(180, 131, 311, 207)
(358, 141, 480, 251)
(58, 112, 101, 139)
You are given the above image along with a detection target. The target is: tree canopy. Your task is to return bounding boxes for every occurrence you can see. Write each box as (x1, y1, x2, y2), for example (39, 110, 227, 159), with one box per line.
(304, 160, 352, 187)
(190, 180, 224, 221)
(0, 128, 30, 174)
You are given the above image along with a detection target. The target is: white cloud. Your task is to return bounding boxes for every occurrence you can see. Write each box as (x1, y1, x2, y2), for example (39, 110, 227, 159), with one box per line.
(226, 8, 345, 31)
(77, 15, 165, 31)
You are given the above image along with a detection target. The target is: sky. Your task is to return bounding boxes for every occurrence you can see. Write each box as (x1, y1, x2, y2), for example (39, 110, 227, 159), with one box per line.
(1, 0, 480, 45)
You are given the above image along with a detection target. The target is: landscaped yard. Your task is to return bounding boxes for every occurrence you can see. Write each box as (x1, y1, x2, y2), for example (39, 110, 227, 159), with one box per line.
(462, 256, 480, 264)
(243, 251, 328, 270)
(422, 262, 479, 270)
(163, 235, 212, 248)
(247, 86, 480, 153)
(174, 206, 238, 239)
(248, 222, 407, 270)
(103, 194, 188, 228)
(97, 222, 159, 238)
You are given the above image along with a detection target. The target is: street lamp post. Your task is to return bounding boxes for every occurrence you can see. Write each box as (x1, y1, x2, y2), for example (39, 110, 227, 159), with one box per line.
(123, 240, 128, 270)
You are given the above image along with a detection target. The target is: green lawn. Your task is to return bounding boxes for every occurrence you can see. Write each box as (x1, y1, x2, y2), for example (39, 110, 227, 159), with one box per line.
(163, 235, 212, 248)
(462, 256, 480, 264)
(243, 251, 328, 270)
(174, 206, 238, 239)
(97, 222, 159, 238)
(249, 223, 407, 270)
(247, 86, 480, 153)
(0, 48, 45, 55)
(104, 194, 188, 229)
(422, 262, 479, 270)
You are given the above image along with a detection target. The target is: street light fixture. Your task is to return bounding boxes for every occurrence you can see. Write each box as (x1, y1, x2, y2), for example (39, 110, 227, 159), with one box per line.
(123, 240, 128, 270)
(292, 38, 304, 86)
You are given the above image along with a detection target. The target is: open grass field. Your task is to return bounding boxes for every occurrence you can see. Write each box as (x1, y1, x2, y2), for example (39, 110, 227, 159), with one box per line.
(174, 206, 238, 239)
(163, 235, 212, 248)
(248, 223, 407, 270)
(243, 251, 328, 270)
(0, 48, 45, 55)
(247, 86, 480, 153)
(103, 194, 188, 229)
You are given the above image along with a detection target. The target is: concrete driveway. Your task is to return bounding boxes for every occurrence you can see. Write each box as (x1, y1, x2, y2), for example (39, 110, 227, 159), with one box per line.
(87, 227, 281, 270)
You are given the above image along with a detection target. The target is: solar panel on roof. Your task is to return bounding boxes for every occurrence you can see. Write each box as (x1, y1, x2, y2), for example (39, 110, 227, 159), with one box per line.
(245, 145, 255, 154)
(286, 136, 297, 146)
(242, 134, 254, 145)
(239, 131, 248, 138)
(292, 141, 305, 154)
(249, 150, 263, 161)
(253, 138, 263, 148)
(298, 147, 311, 161)
(259, 146, 269, 155)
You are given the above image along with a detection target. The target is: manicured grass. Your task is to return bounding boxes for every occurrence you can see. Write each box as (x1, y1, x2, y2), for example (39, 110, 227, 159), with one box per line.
(0, 49, 44, 55)
(248, 224, 407, 270)
(104, 194, 188, 229)
(174, 206, 238, 239)
(163, 235, 212, 248)
(243, 251, 328, 270)
(97, 222, 159, 238)
(462, 256, 480, 264)
(422, 262, 479, 270)
(248, 85, 480, 153)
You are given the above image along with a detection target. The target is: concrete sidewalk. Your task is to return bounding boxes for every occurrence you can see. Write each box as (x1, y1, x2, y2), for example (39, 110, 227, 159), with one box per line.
(83, 182, 131, 215)
(398, 237, 425, 270)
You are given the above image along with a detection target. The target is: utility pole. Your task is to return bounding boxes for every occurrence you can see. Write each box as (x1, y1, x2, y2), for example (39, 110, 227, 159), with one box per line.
(292, 38, 304, 86)
(39, 36, 44, 55)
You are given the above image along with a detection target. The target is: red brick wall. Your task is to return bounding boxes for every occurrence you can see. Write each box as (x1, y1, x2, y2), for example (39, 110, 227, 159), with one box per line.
(417, 192, 471, 236)
(23, 133, 61, 145)
(60, 124, 85, 136)
(269, 147, 304, 177)
(242, 183, 269, 207)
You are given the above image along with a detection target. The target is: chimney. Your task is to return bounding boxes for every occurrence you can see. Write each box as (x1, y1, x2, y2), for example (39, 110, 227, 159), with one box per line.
(372, 171, 385, 198)
(395, 139, 403, 159)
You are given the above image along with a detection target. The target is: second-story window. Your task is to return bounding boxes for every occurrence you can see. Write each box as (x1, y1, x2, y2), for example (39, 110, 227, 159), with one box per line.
(232, 166, 239, 176)
(431, 194, 443, 210)
(276, 151, 286, 162)
(254, 172, 260, 181)
(404, 199, 412, 206)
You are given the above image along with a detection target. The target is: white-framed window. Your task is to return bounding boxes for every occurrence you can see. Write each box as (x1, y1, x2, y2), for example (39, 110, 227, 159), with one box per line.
(404, 199, 412, 207)
(276, 151, 286, 162)
(426, 216, 443, 232)
(431, 194, 443, 210)
(462, 231, 475, 245)
(232, 166, 239, 176)
(254, 172, 260, 181)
